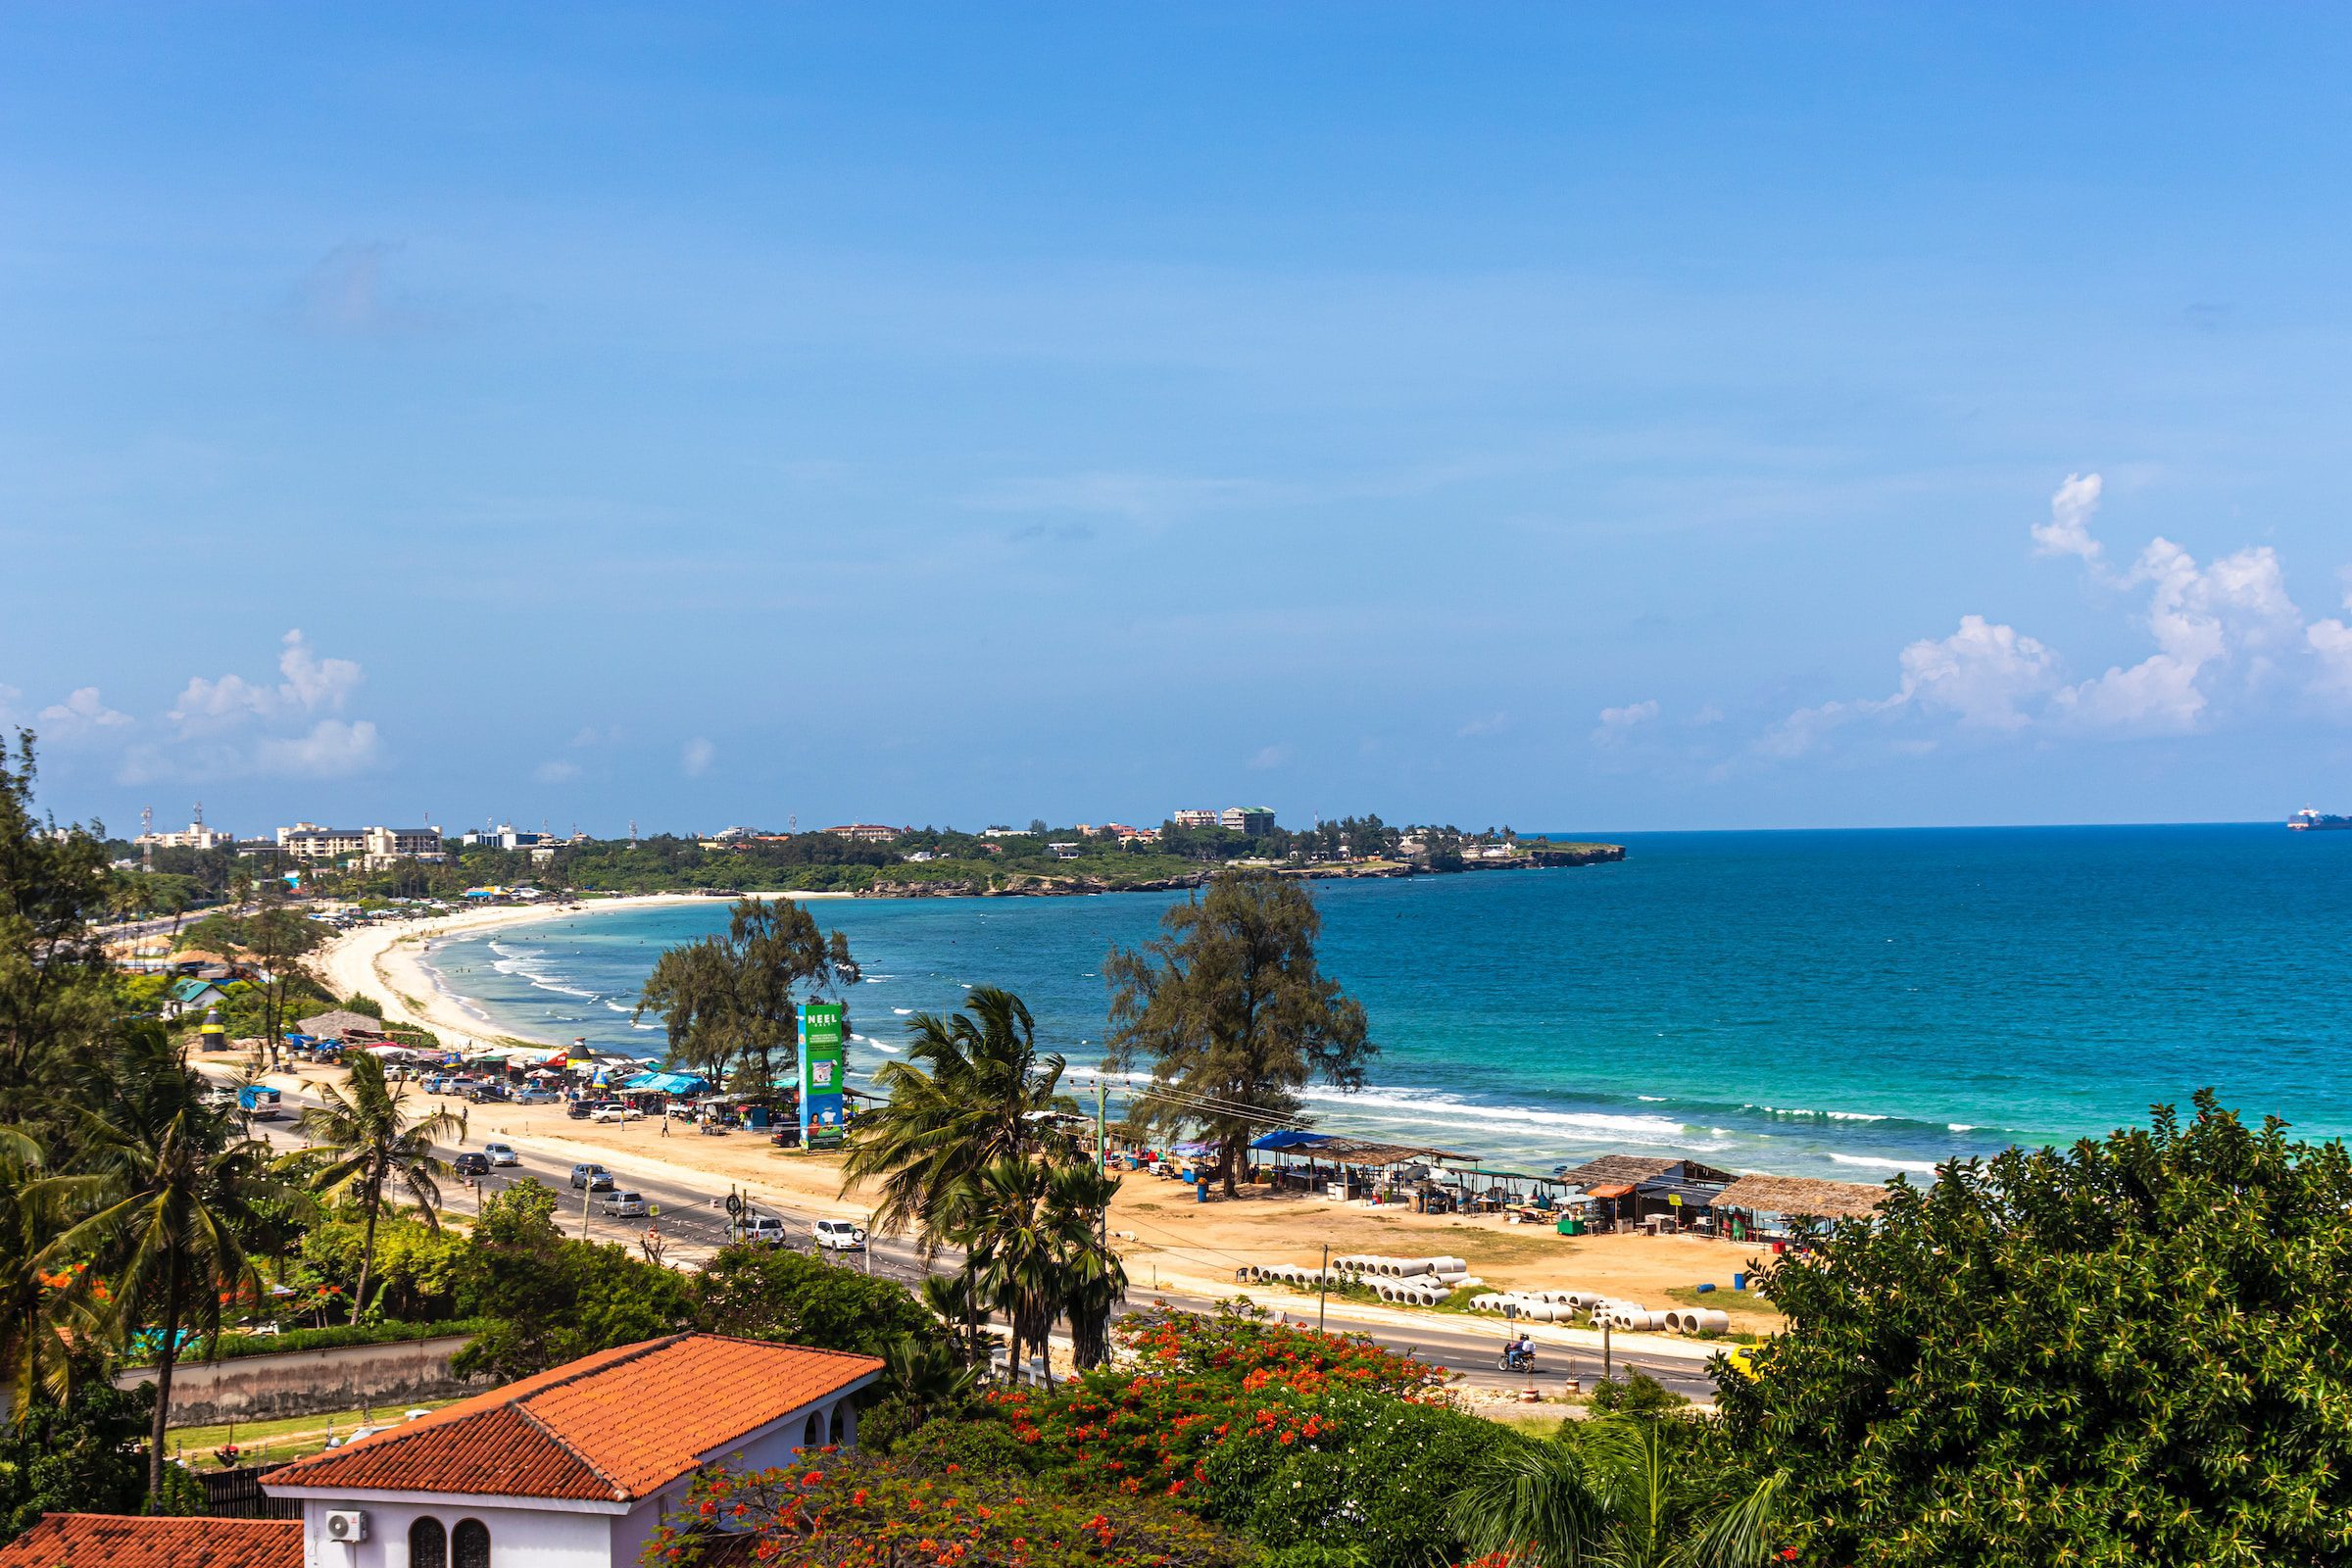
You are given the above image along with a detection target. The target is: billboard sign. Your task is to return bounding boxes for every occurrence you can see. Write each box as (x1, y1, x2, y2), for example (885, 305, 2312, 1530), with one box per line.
(800, 1001, 846, 1149)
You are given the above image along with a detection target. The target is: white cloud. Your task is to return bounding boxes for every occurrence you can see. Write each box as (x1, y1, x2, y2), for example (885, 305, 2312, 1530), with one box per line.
(2310, 615, 2352, 698)
(2032, 472, 2106, 564)
(171, 630, 362, 734)
(2051, 538, 2301, 733)
(1689, 703, 1725, 725)
(681, 737, 715, 777)
(1456, 711, 1509, 739)
(1591, 700, 1659, 746)
(1888, 616, 2058, 730)
(254, 719, 381, 778)
(1247, 744, 1291, 770)
(535, 760, 584, 784)
(0, 686, 20, 725)
(35, 687, 130, 736)
(118, 630, 384, 782)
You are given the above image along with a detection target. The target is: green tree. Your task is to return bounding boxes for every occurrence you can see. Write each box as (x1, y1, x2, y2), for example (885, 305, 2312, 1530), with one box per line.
(1105, 870, 1374, 1195)
(1446, 1418, 1780, 1568)
(1717, 1092, 2352, 1568)
(948, 1154, 1121, 1381)
(633, 897, 859, 1104)
(0, 1375, 160, 1540)
(56, 1027, 307, 1498)
(1048, 1159, 1127, 1370)
(692, 1243, 946, 1357)
(0, 1125, 106, 1412)
(297, 1052, 467, 1325)
(840, 988, 1069, 1357)
(453, 1179, 694, 1381)
(0, 733, 115, 1123)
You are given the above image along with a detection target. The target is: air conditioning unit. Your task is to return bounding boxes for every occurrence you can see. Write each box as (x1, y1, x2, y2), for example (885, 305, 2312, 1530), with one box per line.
(324, 1509, 369, 1544)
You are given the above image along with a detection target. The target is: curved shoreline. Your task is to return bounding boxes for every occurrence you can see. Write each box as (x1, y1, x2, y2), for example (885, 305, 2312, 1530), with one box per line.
(316, 892, 857, 1050)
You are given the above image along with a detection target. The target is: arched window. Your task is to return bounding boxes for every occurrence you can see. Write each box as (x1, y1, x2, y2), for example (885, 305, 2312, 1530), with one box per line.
(452, 1519, 490, 1568)
(409, 1518, 447, 1568)
(802, 1413, 820, 1447)
(827, 1404, 845, 1446)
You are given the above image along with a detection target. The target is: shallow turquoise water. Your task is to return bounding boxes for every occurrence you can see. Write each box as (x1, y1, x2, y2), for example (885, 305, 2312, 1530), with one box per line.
(420, 825, 2352, 1180)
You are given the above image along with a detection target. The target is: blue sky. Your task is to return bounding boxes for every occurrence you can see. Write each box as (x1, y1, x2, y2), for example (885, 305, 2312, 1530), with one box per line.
(5, 7, 2351, 835)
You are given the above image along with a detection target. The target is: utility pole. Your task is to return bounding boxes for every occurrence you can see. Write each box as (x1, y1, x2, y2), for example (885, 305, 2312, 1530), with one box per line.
(1096, 1077, 1111, 1254)
(1601, 1318, 1612, 1385)
(1317, 1243, 1329, 1335)
(580, 1184, 594, 1240)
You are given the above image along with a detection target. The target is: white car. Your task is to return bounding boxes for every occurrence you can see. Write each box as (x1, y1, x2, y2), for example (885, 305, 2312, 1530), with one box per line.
(599, 1191, 649, 1218)
(727, 1214, 787, 1248)
(590, 1104, 643, 1124)
(482, 1143, 521, 1166)
(812, 1218, 866, 1252)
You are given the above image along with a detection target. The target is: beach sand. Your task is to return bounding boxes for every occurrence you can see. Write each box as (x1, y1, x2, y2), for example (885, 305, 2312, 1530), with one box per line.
(300, 903, 1786, 1344)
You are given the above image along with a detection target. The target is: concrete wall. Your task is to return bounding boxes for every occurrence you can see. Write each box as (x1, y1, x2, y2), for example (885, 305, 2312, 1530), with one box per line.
(115, 1335, 478, 1425)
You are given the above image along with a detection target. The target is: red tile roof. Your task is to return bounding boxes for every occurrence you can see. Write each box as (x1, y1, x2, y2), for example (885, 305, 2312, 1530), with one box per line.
(0, 1514, 302, 1568)
(267, 1333, 883, 1502)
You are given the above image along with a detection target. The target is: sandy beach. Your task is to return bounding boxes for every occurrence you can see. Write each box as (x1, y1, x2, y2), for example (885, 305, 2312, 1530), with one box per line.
(296, 897, 1786, 1346)
(317, 891, 854, 1050)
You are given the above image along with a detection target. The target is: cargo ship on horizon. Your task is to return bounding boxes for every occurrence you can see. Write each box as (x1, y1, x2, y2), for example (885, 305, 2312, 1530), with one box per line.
(2289, 807, 2351, 831)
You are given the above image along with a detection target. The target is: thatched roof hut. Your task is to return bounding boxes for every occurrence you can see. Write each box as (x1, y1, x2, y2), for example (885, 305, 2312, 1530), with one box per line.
(294, 1009, 382, 1042)
(1714, 1173, 1890, 1221)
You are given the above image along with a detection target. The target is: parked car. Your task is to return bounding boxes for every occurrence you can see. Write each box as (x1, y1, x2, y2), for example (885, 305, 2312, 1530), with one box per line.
(569, 1163, 614, 1191)
(811, 1218, 866, 1252)
(511, 1088, 559, 1105)
(726, 1213, 787, 1248)
(423, 1074, 455, 1094)
(566, 1100, 594, 1120)
(467, 1083, 511, 1104)
(483, 1142, 521, 1166)
(599, 1191, 649, 1218)
(453, 1152, 491, 1177)
(591, 1102, 642, 1124)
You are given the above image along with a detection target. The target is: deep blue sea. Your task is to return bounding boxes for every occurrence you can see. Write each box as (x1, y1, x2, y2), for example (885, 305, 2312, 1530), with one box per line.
(418, 825, 2352, 1181)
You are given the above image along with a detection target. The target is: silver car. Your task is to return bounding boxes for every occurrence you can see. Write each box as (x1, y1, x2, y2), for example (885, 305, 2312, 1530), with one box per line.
(598, 1191, 649, 1218)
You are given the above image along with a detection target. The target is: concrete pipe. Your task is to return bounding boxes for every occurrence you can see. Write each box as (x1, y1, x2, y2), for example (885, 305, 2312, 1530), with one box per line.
(1691, 1309, 1732, 1334)
(1430, 1256, 1467, 1274)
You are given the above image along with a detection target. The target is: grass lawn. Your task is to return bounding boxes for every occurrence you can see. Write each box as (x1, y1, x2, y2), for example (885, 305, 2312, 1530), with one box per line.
(169, 1396, 467, 1468)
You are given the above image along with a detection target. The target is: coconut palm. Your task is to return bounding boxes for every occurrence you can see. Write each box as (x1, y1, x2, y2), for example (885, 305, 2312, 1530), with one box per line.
(1446, 1418, 1783, 1568)
(948, 1154, 1063, 1381)
(0, 1124, 108, 1412)
(840, 987, 1069, 1356)
(298, 1052, 466, 1325)
(1048, 1159, 1126, 1370)
(55, 1028, 308, 1497)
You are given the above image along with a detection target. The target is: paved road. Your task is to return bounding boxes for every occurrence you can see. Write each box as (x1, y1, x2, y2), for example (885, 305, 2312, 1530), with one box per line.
(242, 1083, 1721, 1403)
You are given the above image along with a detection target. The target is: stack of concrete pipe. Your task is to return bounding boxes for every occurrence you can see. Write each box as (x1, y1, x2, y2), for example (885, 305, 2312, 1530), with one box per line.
(1662, 1307, 1733, 1335)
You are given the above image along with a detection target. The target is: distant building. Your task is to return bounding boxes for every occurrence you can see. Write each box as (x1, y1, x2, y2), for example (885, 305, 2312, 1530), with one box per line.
(1221, 807, 1276, 836)
(1171, 808, 1221, 830)
(824, 824, 902, 843)
(276, 823, 446, 864)
(1047, 841, 1082, 860)
(135, 819, 235, 853)
(460, 822, 555, 850)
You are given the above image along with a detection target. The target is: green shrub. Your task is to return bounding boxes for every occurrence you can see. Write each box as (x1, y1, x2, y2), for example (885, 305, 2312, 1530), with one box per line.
(1200, 1383, 1520, 1568)
(1586, 1368, 1688, 1418)
(887, 1412, 1044, 1476)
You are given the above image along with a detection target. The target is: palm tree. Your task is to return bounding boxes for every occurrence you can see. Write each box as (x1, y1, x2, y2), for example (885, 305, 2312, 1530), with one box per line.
(297, 1052, 466, 1325)
(0, 1124, 107, 1413)
(950, 1155, 1063, 1381)
(1446, 1418, 1783, 1568)
(1047, 1160, 1126, 1370)
(840, 988, 1069, 1357)
(55, 1028, 308, 1498)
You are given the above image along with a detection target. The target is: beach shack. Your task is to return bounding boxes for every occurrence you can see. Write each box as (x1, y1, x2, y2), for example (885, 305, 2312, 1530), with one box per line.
(1553, 1155, 1735, 1233)
(1711, 1173, 1889, 1244)
(294, 1008, 385, 1046)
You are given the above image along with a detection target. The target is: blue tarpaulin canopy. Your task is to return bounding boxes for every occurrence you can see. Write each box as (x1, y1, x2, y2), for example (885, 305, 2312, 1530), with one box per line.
(1250, 1130, 1332, 1152)
(620, 1070, 709, 1095)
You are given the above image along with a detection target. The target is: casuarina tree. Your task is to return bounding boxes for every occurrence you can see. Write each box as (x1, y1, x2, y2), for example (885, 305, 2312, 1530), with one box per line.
(1104, 870, 1373, 1196)
(634, 896, 858, 1106)
(1716, 1091, 2352, 1568)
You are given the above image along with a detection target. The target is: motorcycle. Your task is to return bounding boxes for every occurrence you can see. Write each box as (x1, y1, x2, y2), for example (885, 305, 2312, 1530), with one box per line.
(1496, 1346, 1538, 1373)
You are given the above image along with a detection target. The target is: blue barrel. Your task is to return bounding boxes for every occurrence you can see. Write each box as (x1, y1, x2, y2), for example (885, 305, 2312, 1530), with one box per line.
(1732, 1272, 1747, 1292)
(1695, 1282, 1715, 1295)
(1196, 1180, 1209, 1203)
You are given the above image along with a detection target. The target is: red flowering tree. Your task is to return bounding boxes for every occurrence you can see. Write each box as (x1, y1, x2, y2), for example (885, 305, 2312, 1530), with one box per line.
(643, 1450, 1245, 1568)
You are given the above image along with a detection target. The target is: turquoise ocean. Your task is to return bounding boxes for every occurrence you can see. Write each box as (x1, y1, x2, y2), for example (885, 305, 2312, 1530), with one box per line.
(416, 825, 2351, 1181)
